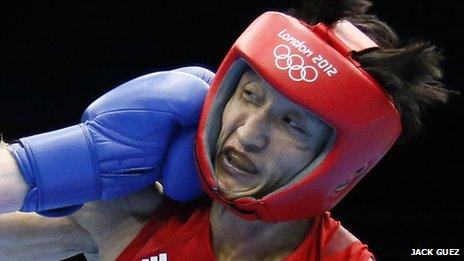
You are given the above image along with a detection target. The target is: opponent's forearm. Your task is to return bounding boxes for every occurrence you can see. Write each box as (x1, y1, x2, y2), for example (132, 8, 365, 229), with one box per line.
(0, 211, 97, 260)
(0, 144, 28, 213)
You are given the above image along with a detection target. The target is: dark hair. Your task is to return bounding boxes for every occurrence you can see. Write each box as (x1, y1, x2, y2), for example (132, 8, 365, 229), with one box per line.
(289, 0, 455, 142)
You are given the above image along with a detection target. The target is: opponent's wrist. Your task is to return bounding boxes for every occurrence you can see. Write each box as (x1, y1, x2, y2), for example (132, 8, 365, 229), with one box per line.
(8, 124, 101, 212)
(0, 143, 29, 212)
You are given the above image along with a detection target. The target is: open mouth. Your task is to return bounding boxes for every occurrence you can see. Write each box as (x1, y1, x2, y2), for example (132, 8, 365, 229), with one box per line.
(221, 147, 258, 176)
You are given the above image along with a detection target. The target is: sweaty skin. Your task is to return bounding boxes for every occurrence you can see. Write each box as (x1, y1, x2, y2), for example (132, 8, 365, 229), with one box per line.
(210, 69, 332, 260)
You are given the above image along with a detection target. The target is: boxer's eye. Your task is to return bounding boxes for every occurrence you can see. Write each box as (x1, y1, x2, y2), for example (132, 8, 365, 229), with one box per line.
(241, 88, 259, 104)
(242, 89, 254, 98)
(282, 116, 306, 134)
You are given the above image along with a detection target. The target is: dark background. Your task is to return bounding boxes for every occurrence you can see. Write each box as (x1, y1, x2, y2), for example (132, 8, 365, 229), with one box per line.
(1, 1, 462, 260)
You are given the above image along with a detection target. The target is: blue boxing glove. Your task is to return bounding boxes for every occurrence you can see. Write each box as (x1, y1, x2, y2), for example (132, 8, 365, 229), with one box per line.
(8, 66, 214, 216)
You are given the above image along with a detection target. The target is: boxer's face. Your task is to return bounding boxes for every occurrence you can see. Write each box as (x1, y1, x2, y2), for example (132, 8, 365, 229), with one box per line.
(214, 69, 331, 200)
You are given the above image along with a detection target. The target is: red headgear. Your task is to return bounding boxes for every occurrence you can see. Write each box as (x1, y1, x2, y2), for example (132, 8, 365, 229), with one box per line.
(195, 12, 401, 222)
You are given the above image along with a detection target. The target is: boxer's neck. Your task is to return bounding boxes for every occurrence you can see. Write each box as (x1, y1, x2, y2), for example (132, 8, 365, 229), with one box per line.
(209, 201, 312, 260)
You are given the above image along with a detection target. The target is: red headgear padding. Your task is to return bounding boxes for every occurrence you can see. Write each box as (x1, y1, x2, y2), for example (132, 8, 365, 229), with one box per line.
(195, 12, 401, 222)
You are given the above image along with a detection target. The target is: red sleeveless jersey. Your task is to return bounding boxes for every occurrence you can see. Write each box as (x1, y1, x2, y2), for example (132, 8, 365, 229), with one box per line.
(117, 200, 374, 261)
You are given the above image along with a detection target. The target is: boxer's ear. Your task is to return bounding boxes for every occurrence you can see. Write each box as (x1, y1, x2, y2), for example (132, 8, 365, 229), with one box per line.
(289, 0, 372, 24)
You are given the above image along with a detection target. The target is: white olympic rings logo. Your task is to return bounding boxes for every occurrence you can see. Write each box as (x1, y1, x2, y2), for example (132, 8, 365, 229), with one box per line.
(273, 44, 318, 83)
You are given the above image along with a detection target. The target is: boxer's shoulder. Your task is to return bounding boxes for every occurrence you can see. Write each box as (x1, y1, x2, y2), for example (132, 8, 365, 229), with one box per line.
(320, 212, 374, 260)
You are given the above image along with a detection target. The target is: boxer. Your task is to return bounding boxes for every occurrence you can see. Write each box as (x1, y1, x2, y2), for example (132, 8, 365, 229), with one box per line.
(0, 0, 451, 260)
